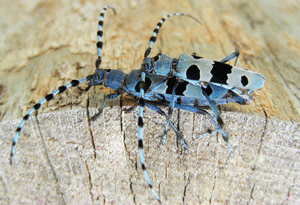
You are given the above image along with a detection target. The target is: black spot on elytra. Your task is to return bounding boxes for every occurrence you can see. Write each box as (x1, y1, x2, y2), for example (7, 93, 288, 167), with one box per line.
(186, 65, 200, 80)
(241, 75, 249, 86)
(166, 76, 176, 94)
(176, 81, 189, 95)
(166, 76, 188, 96)
(210, 61, 232, 84)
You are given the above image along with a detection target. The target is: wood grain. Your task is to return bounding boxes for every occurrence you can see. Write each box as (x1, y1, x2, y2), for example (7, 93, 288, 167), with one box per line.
(1, 108, 299, 204)
(1, 0, 300, 204)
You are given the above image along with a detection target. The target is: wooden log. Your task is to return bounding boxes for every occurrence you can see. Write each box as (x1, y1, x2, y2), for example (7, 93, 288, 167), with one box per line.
(1, 0, 299, 204)
(1, 108, 299, 204)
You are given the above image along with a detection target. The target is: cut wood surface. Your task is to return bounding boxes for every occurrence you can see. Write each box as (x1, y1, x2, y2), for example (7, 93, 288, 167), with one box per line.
(0, 0, 300, 204)
(1, 108, 299, 204)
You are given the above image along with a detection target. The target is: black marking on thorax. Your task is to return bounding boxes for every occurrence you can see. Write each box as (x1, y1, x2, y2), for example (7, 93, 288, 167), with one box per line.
(153, 54, 160, 62)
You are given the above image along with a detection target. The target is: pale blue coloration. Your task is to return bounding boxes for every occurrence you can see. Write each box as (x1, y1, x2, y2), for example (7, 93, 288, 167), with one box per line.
(10, 5, 265, 204)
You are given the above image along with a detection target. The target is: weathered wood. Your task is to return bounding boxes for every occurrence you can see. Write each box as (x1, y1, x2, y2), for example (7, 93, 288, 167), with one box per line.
(1, 0, 300, 204)
(1, 109, 299, 204)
